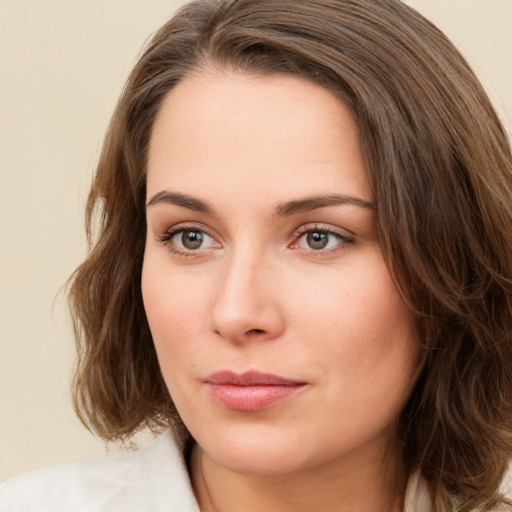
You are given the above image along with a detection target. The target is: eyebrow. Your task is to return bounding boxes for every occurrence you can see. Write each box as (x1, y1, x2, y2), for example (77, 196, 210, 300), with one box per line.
(274, 194, 376, 217)
(146, 190, 375, 216)
(146, 191, 214, 214)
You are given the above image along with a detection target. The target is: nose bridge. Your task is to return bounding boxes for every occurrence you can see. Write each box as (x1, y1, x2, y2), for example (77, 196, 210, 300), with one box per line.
(211, 242, 283, 342)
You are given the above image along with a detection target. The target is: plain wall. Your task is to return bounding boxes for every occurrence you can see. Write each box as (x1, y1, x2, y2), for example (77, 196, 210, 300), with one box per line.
(1, 0, 511, 482)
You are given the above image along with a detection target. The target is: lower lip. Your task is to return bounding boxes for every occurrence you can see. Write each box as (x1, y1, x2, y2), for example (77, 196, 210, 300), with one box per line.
(206, 383, 306, 411)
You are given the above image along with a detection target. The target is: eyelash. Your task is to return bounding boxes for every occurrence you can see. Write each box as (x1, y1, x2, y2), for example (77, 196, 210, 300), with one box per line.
(290, 224, 354, 256)
(156, 223, 218, 258)
(155, 223, 354, 258)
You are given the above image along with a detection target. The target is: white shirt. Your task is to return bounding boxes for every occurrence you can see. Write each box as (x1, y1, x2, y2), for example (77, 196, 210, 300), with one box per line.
(0, 431, 200, 512)
(1, 429, 505, 512)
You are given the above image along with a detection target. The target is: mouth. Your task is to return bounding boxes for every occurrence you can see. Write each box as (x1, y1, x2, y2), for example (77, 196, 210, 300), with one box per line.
(204, 370, 308, 411)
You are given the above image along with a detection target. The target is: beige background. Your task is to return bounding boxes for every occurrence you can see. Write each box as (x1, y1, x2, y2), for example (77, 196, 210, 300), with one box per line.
(1, 0, 511, 482)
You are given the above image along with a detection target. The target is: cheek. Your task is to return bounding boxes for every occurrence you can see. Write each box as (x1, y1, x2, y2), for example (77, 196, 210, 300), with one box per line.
(290, 253, 413, 349)
(141, 255, 207, 377)
(142, 249, 209, 330)
(289, 254, 419, 404)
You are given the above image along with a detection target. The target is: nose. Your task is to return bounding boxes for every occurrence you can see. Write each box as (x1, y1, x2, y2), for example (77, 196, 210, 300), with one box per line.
(210, 249, 285, 344)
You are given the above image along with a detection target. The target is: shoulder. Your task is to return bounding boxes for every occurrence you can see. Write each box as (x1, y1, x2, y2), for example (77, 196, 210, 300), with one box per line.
(0, 431, 199, 512)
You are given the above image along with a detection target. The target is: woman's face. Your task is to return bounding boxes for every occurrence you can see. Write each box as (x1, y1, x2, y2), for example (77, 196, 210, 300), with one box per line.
(142, 70, 420, 476)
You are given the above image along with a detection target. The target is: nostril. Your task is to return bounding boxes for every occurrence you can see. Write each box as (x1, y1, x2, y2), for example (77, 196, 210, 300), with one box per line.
(247, 329, 265, 335)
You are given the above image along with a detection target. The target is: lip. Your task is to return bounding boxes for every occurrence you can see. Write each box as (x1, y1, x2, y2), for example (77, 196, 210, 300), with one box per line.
(204, 370, 307, 411)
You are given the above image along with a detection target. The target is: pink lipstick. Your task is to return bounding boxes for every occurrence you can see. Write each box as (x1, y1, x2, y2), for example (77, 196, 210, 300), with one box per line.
(204, 371, 307, 411)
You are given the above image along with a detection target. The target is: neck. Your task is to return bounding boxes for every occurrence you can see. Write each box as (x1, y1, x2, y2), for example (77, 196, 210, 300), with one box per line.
(190, 442, 407, 512)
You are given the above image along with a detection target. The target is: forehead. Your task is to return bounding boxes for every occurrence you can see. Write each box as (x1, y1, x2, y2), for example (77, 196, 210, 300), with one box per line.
(147, 70, 372, 205)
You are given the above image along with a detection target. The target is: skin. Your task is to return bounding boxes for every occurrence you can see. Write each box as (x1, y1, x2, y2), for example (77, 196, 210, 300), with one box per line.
(142, 69, 421, 512)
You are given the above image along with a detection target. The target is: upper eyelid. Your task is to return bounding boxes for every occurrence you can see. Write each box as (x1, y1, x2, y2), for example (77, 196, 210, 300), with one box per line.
(161, 222, 216, 237)
(160, 223, 351, 236)
(293, 223, 355, 238)
(154, 222, 220, 248)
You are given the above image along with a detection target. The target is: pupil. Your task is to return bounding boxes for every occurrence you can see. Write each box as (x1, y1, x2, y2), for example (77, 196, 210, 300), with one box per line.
(307, 231, 328, 250)
(183, 230, 203, 249)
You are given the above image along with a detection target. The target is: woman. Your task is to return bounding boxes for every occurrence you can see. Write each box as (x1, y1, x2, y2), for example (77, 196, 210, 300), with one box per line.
(2, 0, 512, 511)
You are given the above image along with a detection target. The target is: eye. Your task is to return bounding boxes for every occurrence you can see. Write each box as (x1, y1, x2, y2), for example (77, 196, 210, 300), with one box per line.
(173, 229, 211, 250)
(157, 224, 220, 255)
(302, 231, 332, 250)
(291, 226, 353, 254)
(299, 230, 340, 251)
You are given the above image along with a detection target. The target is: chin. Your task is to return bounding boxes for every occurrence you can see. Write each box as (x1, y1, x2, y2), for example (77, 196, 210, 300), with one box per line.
(189, 411, 398, 479)
(194, 423, 315, 476)
(204, 446, 309, 477)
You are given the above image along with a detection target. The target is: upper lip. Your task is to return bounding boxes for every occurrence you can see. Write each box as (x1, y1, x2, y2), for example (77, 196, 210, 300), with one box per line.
(204, 370, 306, 386)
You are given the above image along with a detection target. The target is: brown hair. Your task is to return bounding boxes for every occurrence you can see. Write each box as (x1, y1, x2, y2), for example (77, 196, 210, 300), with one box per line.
(68, 1, 512, 510)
